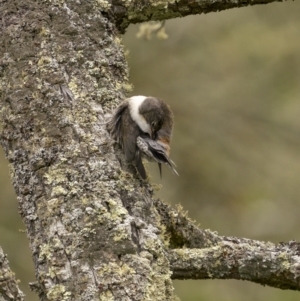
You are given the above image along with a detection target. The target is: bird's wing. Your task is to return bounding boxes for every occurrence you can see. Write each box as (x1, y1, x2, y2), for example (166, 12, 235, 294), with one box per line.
(122, 119, 147, 179)
(122, 113, 147, 179)
(107, 102, 147, 179)
(107, 101, 138, 161)
(120, 110, 139, 162)
(107, 100, 129, 146)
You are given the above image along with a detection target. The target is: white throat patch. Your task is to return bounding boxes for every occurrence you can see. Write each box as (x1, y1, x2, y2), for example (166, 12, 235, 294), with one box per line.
(128, 96, 151, 135)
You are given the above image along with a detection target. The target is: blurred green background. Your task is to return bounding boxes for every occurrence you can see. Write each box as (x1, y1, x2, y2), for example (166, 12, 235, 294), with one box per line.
(1, 1, 300, 300)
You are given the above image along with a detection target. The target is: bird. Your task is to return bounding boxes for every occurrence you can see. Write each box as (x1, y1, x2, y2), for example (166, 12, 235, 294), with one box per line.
(107, 95, 178, 179)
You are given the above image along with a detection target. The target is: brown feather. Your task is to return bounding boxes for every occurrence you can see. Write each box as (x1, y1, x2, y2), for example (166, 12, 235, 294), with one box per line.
(107, 100, 147, 179)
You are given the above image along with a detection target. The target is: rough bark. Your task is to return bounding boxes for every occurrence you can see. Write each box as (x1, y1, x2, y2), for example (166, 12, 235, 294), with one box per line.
(155, 199, 300, 291)
(0, 0, 297, 301)
(0, 247, 25, 301)
(0, 1, 171, 300)
(169, 240, 300, 290)
(112, 0, 284, 32)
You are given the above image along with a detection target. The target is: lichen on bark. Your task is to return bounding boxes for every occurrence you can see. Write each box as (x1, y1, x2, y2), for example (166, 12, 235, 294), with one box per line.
(0, 0, 174, 300)
(0, 247, 25, 301)
(0, 0, 298, 300)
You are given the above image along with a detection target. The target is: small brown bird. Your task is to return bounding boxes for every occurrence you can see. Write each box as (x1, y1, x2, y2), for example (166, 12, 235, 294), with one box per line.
(107, 96, 178, 179)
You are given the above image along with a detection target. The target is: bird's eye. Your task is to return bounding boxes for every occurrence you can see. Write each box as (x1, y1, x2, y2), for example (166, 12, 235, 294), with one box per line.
(151, 121, 156, 128)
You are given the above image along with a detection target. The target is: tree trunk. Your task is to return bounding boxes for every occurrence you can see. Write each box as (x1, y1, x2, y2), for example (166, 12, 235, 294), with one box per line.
(0, 0, 296, 301)
(0, 247, 25, 301)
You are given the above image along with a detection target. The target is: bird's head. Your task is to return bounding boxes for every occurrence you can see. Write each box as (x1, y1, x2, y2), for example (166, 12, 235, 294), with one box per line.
(128, 95, 173, 140)
(142, 112, 163, 139)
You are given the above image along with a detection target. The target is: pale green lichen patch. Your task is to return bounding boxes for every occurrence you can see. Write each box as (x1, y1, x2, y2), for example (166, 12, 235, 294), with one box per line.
(93, 198, 129, 226)
(113, 224, 131, 242)
(68, 76, 81, 100)
(94, 0, 111, 11)
(142, 235, 162, 257)
(99, 290, 114, 301)
(48, 266, 57, 279)
(281, 260, 291, 270)
(278, 251, 289, 260)
(39, 26, 51, 37)
(143, 263, 172, 300)
(278, 252, 291, 270)
(39, 244, 52, 261)
(38, 56, 52, 66)
(52, 237, 64, 249)
(107, 198, 128, 219)
(174, 248, 210, 262)
(51, 186, 68, 197)
(97, 261, 135, 281)
(44, 166, 69, 186)
(47, 284, 71, 301)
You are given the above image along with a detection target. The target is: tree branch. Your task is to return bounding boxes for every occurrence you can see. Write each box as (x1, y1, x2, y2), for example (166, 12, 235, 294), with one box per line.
(113, 0, 285, 31)
(168, 239, 300, 290)
(155, 199, 300, 290)
(0, 247, 25, 301)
